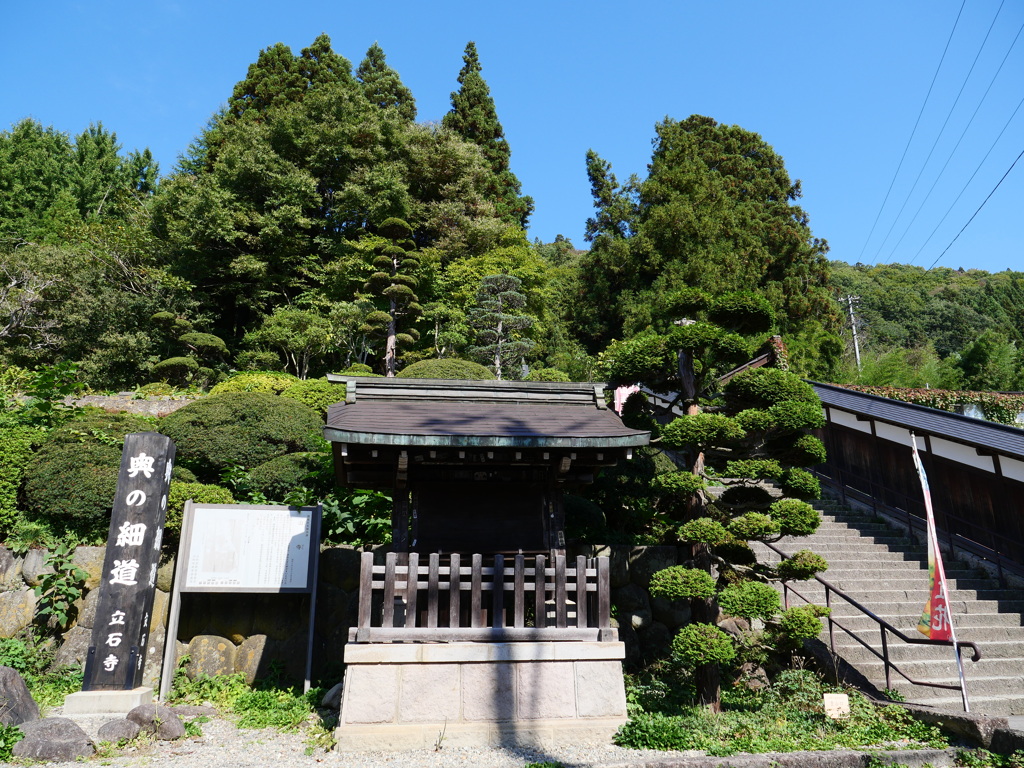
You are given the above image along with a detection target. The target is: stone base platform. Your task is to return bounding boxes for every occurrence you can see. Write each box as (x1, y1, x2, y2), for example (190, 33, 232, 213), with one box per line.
(335, 641, 627, 752)
(62, 687, 152, 714)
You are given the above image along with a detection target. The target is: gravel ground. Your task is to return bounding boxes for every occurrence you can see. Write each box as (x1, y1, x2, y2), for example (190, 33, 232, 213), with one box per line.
(40, 708, 704, 768)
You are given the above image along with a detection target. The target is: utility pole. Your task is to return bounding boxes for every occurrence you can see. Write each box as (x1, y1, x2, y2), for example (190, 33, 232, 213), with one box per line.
(845, 295, 862, 371)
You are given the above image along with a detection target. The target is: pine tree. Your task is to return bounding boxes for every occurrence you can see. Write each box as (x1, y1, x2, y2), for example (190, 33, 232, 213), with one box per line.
(442, 42, 533, 227)
(361, 218, 423, 376)
(468, 274, 535, 379)
(356, 43, 416, 121)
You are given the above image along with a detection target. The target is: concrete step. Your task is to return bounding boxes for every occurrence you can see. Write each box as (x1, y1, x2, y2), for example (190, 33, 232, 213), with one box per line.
(897, 695, 1024, 716)
(826, 611, 1024, 630)
(831, 639, 1024, 661)
(851, 657, 1024, 679)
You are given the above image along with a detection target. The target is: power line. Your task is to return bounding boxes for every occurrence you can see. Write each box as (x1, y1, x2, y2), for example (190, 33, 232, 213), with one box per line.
(891, 16, 1024, 264)
(854, 0, 967, 262)
(927, 145, 1024, 270)
(909, 92, 1024, 264)
(871, 0, 1007, 262)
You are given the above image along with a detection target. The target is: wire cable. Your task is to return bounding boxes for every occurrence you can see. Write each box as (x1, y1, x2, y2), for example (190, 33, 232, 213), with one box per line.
(927, 145, 1024, 269)
(889, 16, 1024, 264)
(909, 92, 1024, 264)
(854, 0, 967, 262)
(871, 0, 1007, 261)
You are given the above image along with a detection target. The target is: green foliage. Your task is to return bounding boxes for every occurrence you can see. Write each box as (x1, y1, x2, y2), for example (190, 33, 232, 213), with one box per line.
(15, 361, 83, 428)
(678, 517, 729, 546)
(840, 385, 1024, 427)
(397, 358, 494, 379)
(357, 43, 416, 121)
(718, 484, 774, 507)
(728, 512, 781, 540)
(771, 433, 827, 467)
(769, 499, 820, 536)
(652, 471, 706, 497)
(0, 723, 22, 760)
(34, 543, 89, 632)
(160, 392, 322, 483)
(151, 356, 199, 385)
(707, 292, 775, 335)
(724, 368, 818, 412)
(210, 371, 300, 395)
(280, 378, 344, 416)
(597, 334, 676, 387)
(320, 488, 392, 547)
(244, 307, 333, 380)
(775, 604, 831, 649)
(166, 482, 235, 539)
(779, 468, 822, 500)
(670, 623, 736, 668)
(467, 274, 536, 379)
(249, 453, 327, 501)
(23, 440, 119, 539)
(0, 637, 82, 709)
(661, 413, 745, 450)
(523, 367, 570, 382)
(617, 669, 949, 755)
(718, 581, 781, 620)
(722, 459, 783, 480)
(955, 748, 1024, 767)
(233, 687, 314, 731)
(776, 550, 829, 581)
(0, 418, 40, 535)
(338, 363, 374, 375)
(648, 566, 716, 601)
(765, 400, 827, 432)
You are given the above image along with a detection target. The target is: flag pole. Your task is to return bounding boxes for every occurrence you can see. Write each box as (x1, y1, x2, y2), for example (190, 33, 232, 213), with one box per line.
(911, 432, 969, 712)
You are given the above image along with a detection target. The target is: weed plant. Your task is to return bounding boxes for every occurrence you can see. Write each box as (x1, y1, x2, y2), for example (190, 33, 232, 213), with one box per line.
(616, 669, 949, 756)
(0, 636, 82, 709)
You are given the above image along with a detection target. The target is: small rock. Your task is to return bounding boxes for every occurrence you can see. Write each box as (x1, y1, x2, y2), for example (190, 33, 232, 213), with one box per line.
(54, 625, 91, 668)
(233, 634, 268, 685)
(0, 547, 22, 588)
(320, 681, 344, 709)
(0, 589, 37, 639)
(14, 717, 94, 761)
(156, 558, 176, 592)
(75, 588, 100, 629)
(97, 718, 141, 743)
(0, 666, 39, 724)
(126, 703, 186, 740)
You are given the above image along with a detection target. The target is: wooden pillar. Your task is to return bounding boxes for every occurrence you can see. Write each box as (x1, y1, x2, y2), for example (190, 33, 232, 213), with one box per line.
(393, 490, 410, 552)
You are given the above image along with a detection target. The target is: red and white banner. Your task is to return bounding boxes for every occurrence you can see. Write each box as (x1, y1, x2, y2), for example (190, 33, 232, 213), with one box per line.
(913, 436, 952, 640)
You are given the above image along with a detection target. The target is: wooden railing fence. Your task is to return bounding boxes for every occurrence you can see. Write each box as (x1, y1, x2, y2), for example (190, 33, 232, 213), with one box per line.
(350, 552, 615, 643)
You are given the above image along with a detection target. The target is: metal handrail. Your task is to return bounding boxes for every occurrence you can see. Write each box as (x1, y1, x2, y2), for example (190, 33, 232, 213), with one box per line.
(761, 540, 980, 708)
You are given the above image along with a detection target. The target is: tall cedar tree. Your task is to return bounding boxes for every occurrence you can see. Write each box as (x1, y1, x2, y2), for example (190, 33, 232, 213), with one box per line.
(356, 43, 416, 122)
(468, 274, 535, 380)
(599, 290, 827, 711)
(442, 42, 533, 228)
(576, 115, 841, 378)
(361, 218, 423, 376)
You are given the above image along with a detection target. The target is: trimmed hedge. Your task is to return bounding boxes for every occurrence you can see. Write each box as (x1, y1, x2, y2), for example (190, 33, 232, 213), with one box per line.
(159, 392, 323, 483)
(166, 482, 235, 539)
(280, 379, 344, 417)
(397, 359, 494, 380)
(524, 367, 571, 382)
(249, 452, 329, 501)
(0, 418, 41, 535)
(209, 371, 299, 396)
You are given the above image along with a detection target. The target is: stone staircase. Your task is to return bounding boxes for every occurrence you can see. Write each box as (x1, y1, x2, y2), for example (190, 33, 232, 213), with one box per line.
(752, 498, 1024, 715)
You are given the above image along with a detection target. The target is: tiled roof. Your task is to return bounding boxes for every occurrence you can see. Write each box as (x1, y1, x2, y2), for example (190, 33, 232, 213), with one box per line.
(812, 382, 1024, 461)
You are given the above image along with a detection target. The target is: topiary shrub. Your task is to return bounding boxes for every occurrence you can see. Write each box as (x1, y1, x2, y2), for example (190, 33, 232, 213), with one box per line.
(779, 468, 821, 500)
(661, 413, 745, 450)
(396, 358, 495, 380)
(670, 623, 736, 667)
(774, 604, 830, 650)
(248, 452, 329, 501)
(678, 517, 730, 546)
(234, 350, 282, 371)
(718, 485, 773, 507)
(769, 498, 820, 536)
(723, 368, 818, 412)
(45, 410, 155, 447)
(22, 441, 120, 540)
(653, 472, 706, 497)
(151, 356, 199, 385)
(179, 332, 228, 359)
(166, 482, 235, 540)
(209, 371, 299, 396)
(649, 566, 717, 601)
(776, 550, 829, 581)
(280, 379, 344, 417)
(717, 581, 781, 621)
(728, 513, 781, 540)
(159, 392, 323, 483)
(524, 367, 571, 382)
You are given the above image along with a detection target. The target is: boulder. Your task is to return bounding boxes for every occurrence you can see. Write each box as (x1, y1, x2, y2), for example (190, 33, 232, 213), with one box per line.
(21, 549, 53, 588)
(126, 703, 186, 740)
(0, 667, 39, 724)
(611, 583, 649, 612)
(156, 557, 176, 592)
(71, 547, 106, 590)
(185, 635, 236, 679)
(13, 717, 94, 761)
(142, 623, 166, 690)
(233, 634, 269, 685)
(0, 589, 37, 639)
(320, 681, 344, 710)
(96, 718, 141, 744)
(54, 625, 91, 669)
(651, 595, 691, 629)
(628, 546, 678, 588)
(637, 621, 673, 663)
(75, 588, 100, 629)
(0, 547, 22, 588)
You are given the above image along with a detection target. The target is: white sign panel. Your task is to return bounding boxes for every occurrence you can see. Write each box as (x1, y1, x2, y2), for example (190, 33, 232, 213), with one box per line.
(184, 505, 314, 591)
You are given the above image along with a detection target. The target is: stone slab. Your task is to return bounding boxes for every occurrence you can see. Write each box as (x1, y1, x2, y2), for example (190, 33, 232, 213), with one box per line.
(340, 665, 399, 724)
(517, 661, 577, 720)
(62, 687, 153, 715)
(344, 641, 625, 664)
(398, 663, 461, 723)
(462, 662, 515, 721)
(334, 717, 626, 751)
(575, 660, 628, 718)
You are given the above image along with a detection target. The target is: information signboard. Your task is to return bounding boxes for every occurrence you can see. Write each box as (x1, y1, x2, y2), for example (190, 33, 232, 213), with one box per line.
(159, 502, 321, 700)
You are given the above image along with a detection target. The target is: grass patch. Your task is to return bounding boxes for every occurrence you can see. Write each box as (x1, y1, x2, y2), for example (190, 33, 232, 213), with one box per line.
(616, 668, 949, 756)
(0, 636, 82, 710)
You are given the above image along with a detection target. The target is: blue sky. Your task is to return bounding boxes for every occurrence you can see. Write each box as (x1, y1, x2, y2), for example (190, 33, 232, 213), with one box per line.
(2, 1, 1021, 273)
